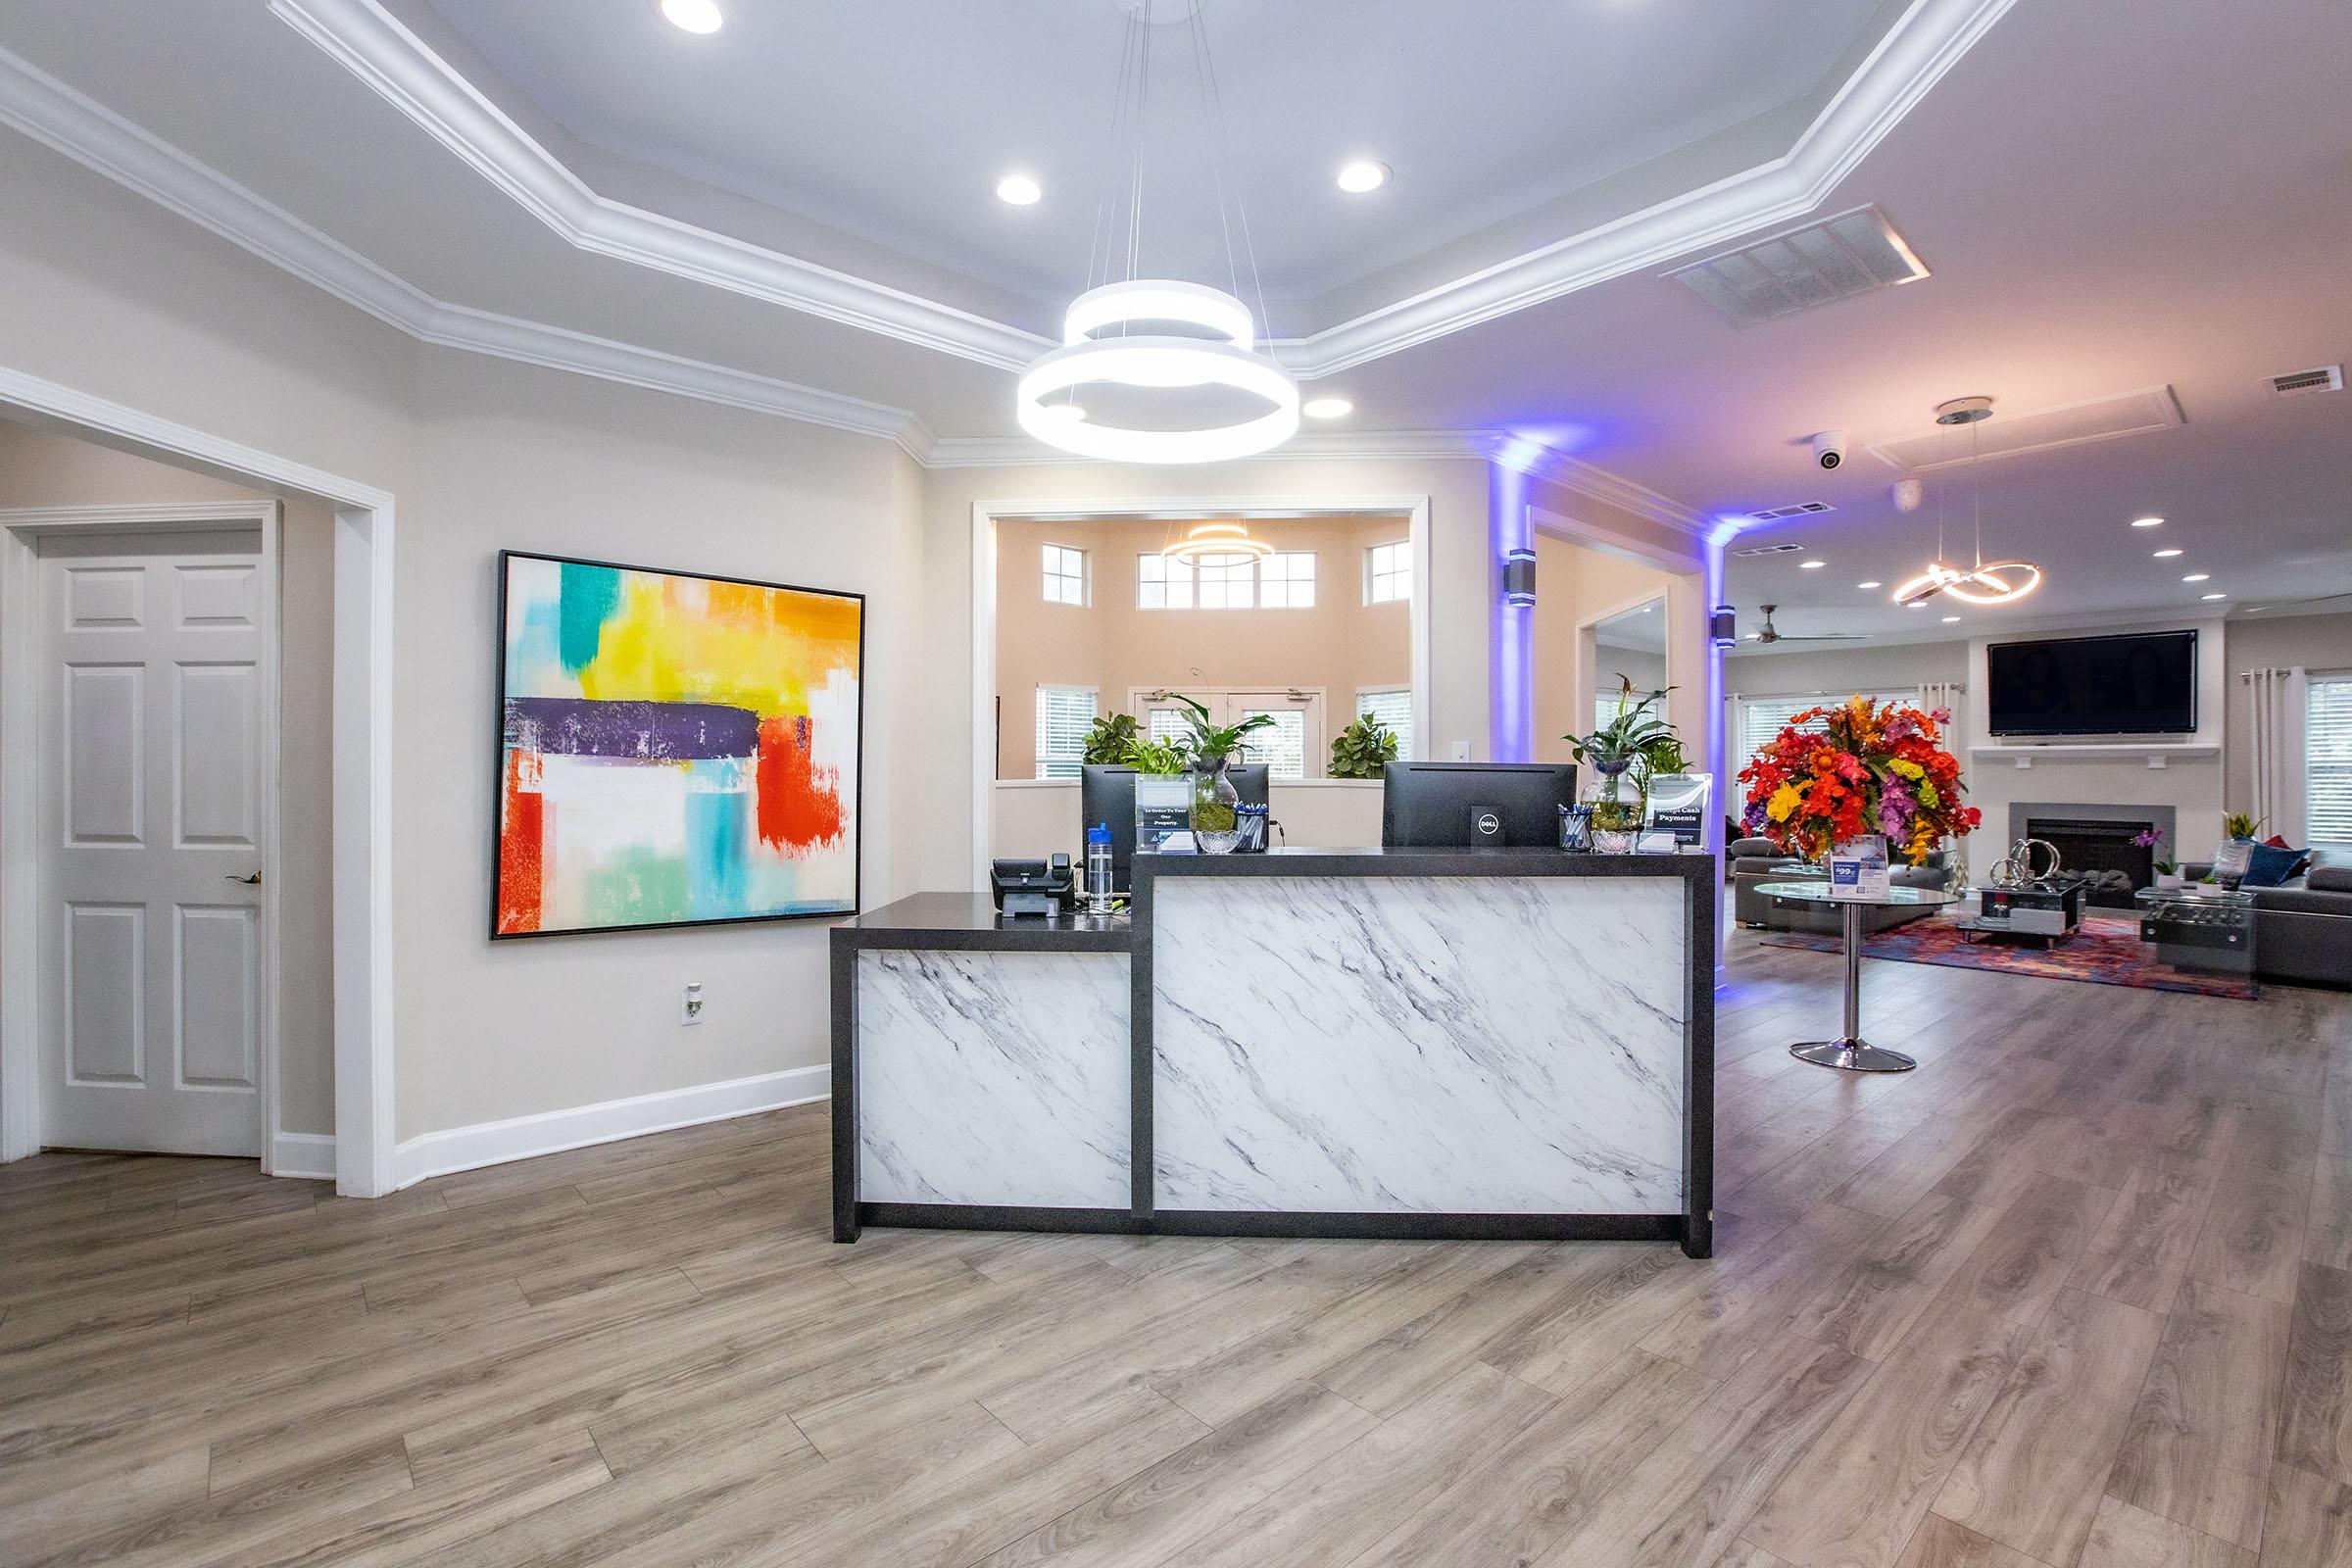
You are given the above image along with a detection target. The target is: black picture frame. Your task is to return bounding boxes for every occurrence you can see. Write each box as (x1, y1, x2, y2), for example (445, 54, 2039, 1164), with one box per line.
(489, 548, 866, 941)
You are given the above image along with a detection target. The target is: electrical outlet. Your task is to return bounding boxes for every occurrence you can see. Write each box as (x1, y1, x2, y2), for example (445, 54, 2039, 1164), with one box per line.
(680, 983, 705, 1026)
(1449, 740, 1472, 760)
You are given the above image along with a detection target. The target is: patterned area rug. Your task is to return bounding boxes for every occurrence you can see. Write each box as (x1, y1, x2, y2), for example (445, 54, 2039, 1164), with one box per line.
(1760, 912, 2257, 1000)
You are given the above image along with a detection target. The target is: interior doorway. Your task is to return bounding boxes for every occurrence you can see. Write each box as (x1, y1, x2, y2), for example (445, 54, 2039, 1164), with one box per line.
(21, 511, 279, 1157)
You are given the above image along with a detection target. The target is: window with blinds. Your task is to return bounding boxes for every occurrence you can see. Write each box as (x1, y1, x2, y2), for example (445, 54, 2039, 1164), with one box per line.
(1239, 710, 1307, 780)
(1034, 686, 1097, 778)
(1735, 691, 1919, 782)
(1356, 688, 1411, 760)
(2311, 673, 2352, 848)
(1593, 692, 1618, 736)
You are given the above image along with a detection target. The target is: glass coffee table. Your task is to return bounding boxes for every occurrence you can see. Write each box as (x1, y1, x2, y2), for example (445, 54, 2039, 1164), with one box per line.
(2133, 884, 2256, 978)
(1753, 881, 1962, 1072)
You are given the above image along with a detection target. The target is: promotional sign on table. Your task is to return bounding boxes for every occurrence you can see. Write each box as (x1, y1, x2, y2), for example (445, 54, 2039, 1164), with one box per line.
(1829, 835, 1891, 901)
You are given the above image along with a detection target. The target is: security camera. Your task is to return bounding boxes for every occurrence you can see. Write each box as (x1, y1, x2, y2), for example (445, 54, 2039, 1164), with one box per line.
(1811, 430, 1849, 470)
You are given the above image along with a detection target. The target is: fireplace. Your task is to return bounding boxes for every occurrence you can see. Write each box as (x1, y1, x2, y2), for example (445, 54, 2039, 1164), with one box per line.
(2024, 816, 2154, 907)
(2002, 802, 2176, 909)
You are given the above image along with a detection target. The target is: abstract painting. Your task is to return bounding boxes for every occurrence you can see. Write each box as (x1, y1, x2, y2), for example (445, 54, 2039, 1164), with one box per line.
(493, 551, 863, 938)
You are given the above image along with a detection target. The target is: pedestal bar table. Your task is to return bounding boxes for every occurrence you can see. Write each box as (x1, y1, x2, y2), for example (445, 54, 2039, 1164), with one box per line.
(1752, 881, 1960, 1073)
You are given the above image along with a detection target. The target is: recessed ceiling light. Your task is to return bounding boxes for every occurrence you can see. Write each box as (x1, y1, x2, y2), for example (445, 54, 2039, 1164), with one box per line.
(1856, 580, 1882, 589)
(2182, 572, 2210, 583)
(658, 0, 723, 34)
(1799, 560, 1826, 570)
(1336, 160, 1391, 194)
(2201, 592, 2228, 601)
(2153, 548, 2182, 559)
(1941, 614, 1961, 622)
(994, 173, 1042, 206)
(2132, 515, 2164, 527)
(1301, 397, 1353, 419)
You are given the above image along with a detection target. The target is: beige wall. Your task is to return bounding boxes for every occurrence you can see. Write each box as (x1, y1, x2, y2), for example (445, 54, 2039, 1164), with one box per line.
(0, 422, 338, 1137)
(1530, 533, 1696, 768)
(2223, 611, 2352, 825)
(0, 133, 927, 1148)
(916, 457, 1493, 886)
(994, 514, 1410, 779)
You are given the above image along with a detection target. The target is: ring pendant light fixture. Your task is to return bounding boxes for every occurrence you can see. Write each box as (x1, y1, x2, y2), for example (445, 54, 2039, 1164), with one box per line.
(1160, 519, 1274, 564)
(1891, 397, 2044, 608)
(1016, 0, 1300, 464)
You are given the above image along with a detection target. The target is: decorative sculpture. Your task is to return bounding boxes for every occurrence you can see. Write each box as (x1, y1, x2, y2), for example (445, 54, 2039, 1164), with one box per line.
(1986, 836, 2060, 890)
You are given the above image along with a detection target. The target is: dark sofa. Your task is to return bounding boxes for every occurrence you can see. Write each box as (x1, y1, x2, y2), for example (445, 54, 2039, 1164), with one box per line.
(1728, 837, 1951, 936)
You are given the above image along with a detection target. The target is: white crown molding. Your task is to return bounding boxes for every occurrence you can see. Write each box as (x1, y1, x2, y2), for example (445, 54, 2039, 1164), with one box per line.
(921, 428, 1495, 469)
(269, 0, 1050, 373)
(0, 42, 935, 459)
(0, 38, 1714, 512)
(1501, 441, 1711, 538)
(268, 0, 2011, 383)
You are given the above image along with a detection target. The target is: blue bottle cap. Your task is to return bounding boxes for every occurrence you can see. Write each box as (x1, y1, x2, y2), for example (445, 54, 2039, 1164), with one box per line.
(1087, 822, 1111, 843)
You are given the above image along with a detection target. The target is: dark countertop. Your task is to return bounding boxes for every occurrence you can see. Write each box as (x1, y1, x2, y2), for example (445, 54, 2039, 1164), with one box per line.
(1135, 846, 1720, 883)
(832, 892, 1133, 953)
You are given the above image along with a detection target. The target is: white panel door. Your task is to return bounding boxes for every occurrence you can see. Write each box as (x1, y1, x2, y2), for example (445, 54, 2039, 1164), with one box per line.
(38, 529, 266, 1155)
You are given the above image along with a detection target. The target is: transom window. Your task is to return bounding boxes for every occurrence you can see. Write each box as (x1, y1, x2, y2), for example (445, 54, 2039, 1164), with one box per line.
(1193, 552, 1256, 611)
(1137, 554, 1193, 611)
(1042, 544, 1088, 606)
(1366, 541, 1410, 605)
(1258, 553, 1316, 609)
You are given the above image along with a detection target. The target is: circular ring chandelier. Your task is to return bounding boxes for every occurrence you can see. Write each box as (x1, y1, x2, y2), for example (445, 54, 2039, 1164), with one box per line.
(1159, 520, 1273, 564)
(1892, 560, 2043, 607)
(1017, 281, 1299, 465)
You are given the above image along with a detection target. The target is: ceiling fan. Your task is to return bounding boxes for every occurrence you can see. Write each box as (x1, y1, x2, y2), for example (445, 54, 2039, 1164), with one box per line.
(1745, 605, 1867, 645)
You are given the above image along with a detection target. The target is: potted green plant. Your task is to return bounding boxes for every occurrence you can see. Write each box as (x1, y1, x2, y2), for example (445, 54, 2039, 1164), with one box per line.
(1154, 692, 1274, 853)
(2134, 827, 2182, 892)
(1080, 712, 1142, 767)
(1570, 677, 1680, 852)
(1329, 711, 1399, 780)
(1127, 736, 1190, 774)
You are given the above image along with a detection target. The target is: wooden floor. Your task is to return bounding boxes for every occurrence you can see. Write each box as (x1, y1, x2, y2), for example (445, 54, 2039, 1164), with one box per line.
(5, 939, 2351, 1568)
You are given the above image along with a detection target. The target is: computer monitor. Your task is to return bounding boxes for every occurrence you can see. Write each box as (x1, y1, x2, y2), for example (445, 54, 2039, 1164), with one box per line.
(1381, 761, 1579, 849)
(1080, 762, 1271, 891)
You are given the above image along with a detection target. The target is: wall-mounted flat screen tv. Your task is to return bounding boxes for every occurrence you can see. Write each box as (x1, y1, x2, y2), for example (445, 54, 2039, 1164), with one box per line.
(1984, 629, 2197, 737)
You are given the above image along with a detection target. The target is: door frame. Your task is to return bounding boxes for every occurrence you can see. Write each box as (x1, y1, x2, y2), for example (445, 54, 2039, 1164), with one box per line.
(4, 502, 283, 1166)
(0, 364, 397, 1196)
(970, 495, 1432, 888)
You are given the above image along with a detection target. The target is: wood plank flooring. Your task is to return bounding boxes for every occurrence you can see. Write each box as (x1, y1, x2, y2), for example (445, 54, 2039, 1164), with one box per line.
(3, 935, 2350, 1567)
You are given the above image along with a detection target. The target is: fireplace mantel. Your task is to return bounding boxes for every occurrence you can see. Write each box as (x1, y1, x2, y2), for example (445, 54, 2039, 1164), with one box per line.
(1973, 742, 2218, 769)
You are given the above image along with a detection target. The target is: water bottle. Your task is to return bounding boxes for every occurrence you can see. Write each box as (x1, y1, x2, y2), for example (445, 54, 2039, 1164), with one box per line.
(1084, 822, 1114, 911)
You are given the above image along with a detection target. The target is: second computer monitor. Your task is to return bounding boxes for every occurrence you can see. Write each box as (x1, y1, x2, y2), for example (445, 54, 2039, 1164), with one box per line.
(1080, 762, 1272, 891)
(1380, 761, 1578, 849)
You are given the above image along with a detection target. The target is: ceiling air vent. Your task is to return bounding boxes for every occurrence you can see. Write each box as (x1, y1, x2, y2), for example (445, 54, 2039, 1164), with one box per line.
(1747, 501, 1835, 521)
(1868, 386, 2184, 471)
(2269, 365, 2344, 398)
(1733, 540, 1809, 558)
(1664, 205, 1929, 327)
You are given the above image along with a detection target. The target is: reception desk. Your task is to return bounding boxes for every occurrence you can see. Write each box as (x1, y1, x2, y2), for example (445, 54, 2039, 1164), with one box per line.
(830, 850, 1714, 1254)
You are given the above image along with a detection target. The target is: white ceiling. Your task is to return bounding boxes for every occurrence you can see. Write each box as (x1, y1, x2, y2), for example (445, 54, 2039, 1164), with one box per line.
(420, 0, 1890, 322)
(0, 0, 2346, 644)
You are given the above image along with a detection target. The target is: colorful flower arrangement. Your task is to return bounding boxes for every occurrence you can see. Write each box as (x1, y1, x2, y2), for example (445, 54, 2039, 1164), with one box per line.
(1739, 696, 1981, 864)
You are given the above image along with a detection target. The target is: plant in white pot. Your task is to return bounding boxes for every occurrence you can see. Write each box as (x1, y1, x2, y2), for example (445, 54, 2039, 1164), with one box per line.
(2135, 827, 2182, 891)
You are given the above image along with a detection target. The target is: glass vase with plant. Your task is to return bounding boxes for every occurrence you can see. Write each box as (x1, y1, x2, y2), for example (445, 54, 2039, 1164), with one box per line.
(1570, 677, 1680, 851)
(1329, 711, 1399, 781)
(1155, 693, 1274, 853)
(2214, 811, 2265, 886)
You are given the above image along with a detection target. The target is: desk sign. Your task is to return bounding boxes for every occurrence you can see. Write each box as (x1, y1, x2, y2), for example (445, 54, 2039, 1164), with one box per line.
(1643, 774, 1711, 847)
(1829, 835, 1891, 901)
(1135, 774, 1193, 853)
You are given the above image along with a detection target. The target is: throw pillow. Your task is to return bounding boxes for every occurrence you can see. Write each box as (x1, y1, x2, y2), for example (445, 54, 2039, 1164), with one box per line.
(2241, 842, 2309, 888)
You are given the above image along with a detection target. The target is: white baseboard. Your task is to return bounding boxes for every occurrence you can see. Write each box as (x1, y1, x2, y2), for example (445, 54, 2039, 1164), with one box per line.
(390, 1064, 831, 1190)
(270, 1130, 338, 1181)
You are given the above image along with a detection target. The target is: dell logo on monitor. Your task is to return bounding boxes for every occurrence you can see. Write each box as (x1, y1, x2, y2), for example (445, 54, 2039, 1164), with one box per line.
(1476, 812, 1500, 835)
